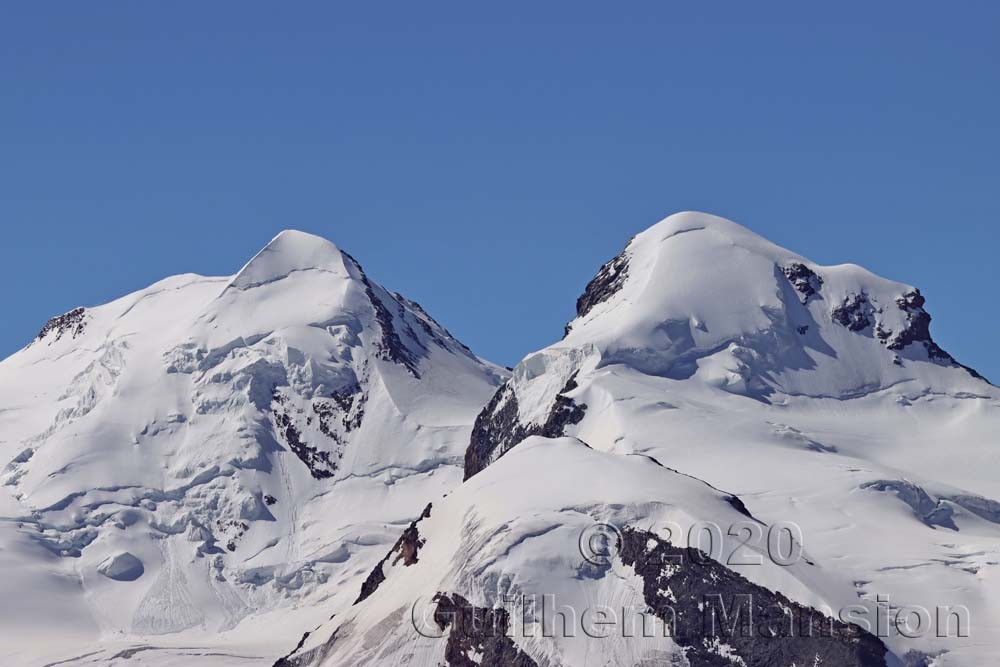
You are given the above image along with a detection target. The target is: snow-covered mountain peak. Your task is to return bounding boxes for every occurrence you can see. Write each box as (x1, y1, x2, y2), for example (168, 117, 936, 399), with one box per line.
(561, 211, 987, 399)
(466, 210, 992, 480)
(228, 229, 359, 291)
(425, 213, 1000, 667)
(0, 232, 506, 655)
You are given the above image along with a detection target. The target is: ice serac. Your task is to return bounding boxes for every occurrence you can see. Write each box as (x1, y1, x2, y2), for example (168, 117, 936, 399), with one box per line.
(0, 229, 505, 664)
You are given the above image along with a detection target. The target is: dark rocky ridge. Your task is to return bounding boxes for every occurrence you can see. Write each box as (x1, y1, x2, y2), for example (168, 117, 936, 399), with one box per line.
(432, 592, 538, 667)
(828, 288, 987, 381)
(393, 291, 482, 361)
(618, 527, 887, 667)
(361, 276, 422, 378)
(565, 242, 631, 336)
(354, 503, 432, 604)
(273, 627, 332, 667)
(340, 251, 423, 377)
(464, 373, 586, 480)
(886, 291, 987, 380)
(340, 252, 489, 380)
(35, 307, 87, 343)
(881, 290, 950, 361)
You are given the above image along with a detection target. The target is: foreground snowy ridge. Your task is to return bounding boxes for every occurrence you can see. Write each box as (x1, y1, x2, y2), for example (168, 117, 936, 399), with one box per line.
(1, 214, 998, 667)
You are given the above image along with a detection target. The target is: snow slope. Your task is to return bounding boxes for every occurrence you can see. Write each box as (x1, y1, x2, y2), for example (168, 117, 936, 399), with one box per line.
(285, 213, 999, 667)
(0, 230, 505, 665)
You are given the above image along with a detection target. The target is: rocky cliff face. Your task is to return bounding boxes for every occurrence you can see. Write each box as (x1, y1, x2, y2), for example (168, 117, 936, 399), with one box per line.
(35, 306, 87, 343)
(465, 373, 586, 479)
(354, 502, 432, 604)
(619, 527, 887, 667)
(566, 242, 630, 335)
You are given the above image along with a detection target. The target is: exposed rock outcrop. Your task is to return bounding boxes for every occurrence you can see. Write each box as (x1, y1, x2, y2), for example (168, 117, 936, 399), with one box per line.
(273, 628, 329, 667)
(618, 527, 888, 667)
(832, 293, 876, 332)
(340, 251, 424, 377)
(464, 374, 586, 480)
(566, 243, 630, 336)
(354, 503, 433, 604)
(828, 288, 988, 381)
(312, 385, 365, 439)
(272, 393, 339, 479)
(782, 263, 824, 303)
(35, 307, 87, 343)
(884, 290, 986, 380)
(432, 592, 538, 667)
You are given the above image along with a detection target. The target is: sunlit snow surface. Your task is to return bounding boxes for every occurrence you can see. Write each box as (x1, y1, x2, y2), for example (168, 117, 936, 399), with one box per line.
(2, 216, 998, 666)
(0, 230, 505, 665)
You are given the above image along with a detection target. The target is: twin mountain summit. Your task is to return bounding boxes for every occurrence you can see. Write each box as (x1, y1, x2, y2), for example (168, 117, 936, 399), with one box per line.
(1, 212, 995, 666)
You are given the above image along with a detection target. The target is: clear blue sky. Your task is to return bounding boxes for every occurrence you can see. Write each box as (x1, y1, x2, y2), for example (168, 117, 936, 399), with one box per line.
(2, 2, 997, 380)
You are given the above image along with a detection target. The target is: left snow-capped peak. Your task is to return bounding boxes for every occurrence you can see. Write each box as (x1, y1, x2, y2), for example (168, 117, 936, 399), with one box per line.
(0, 229, 504, 648)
